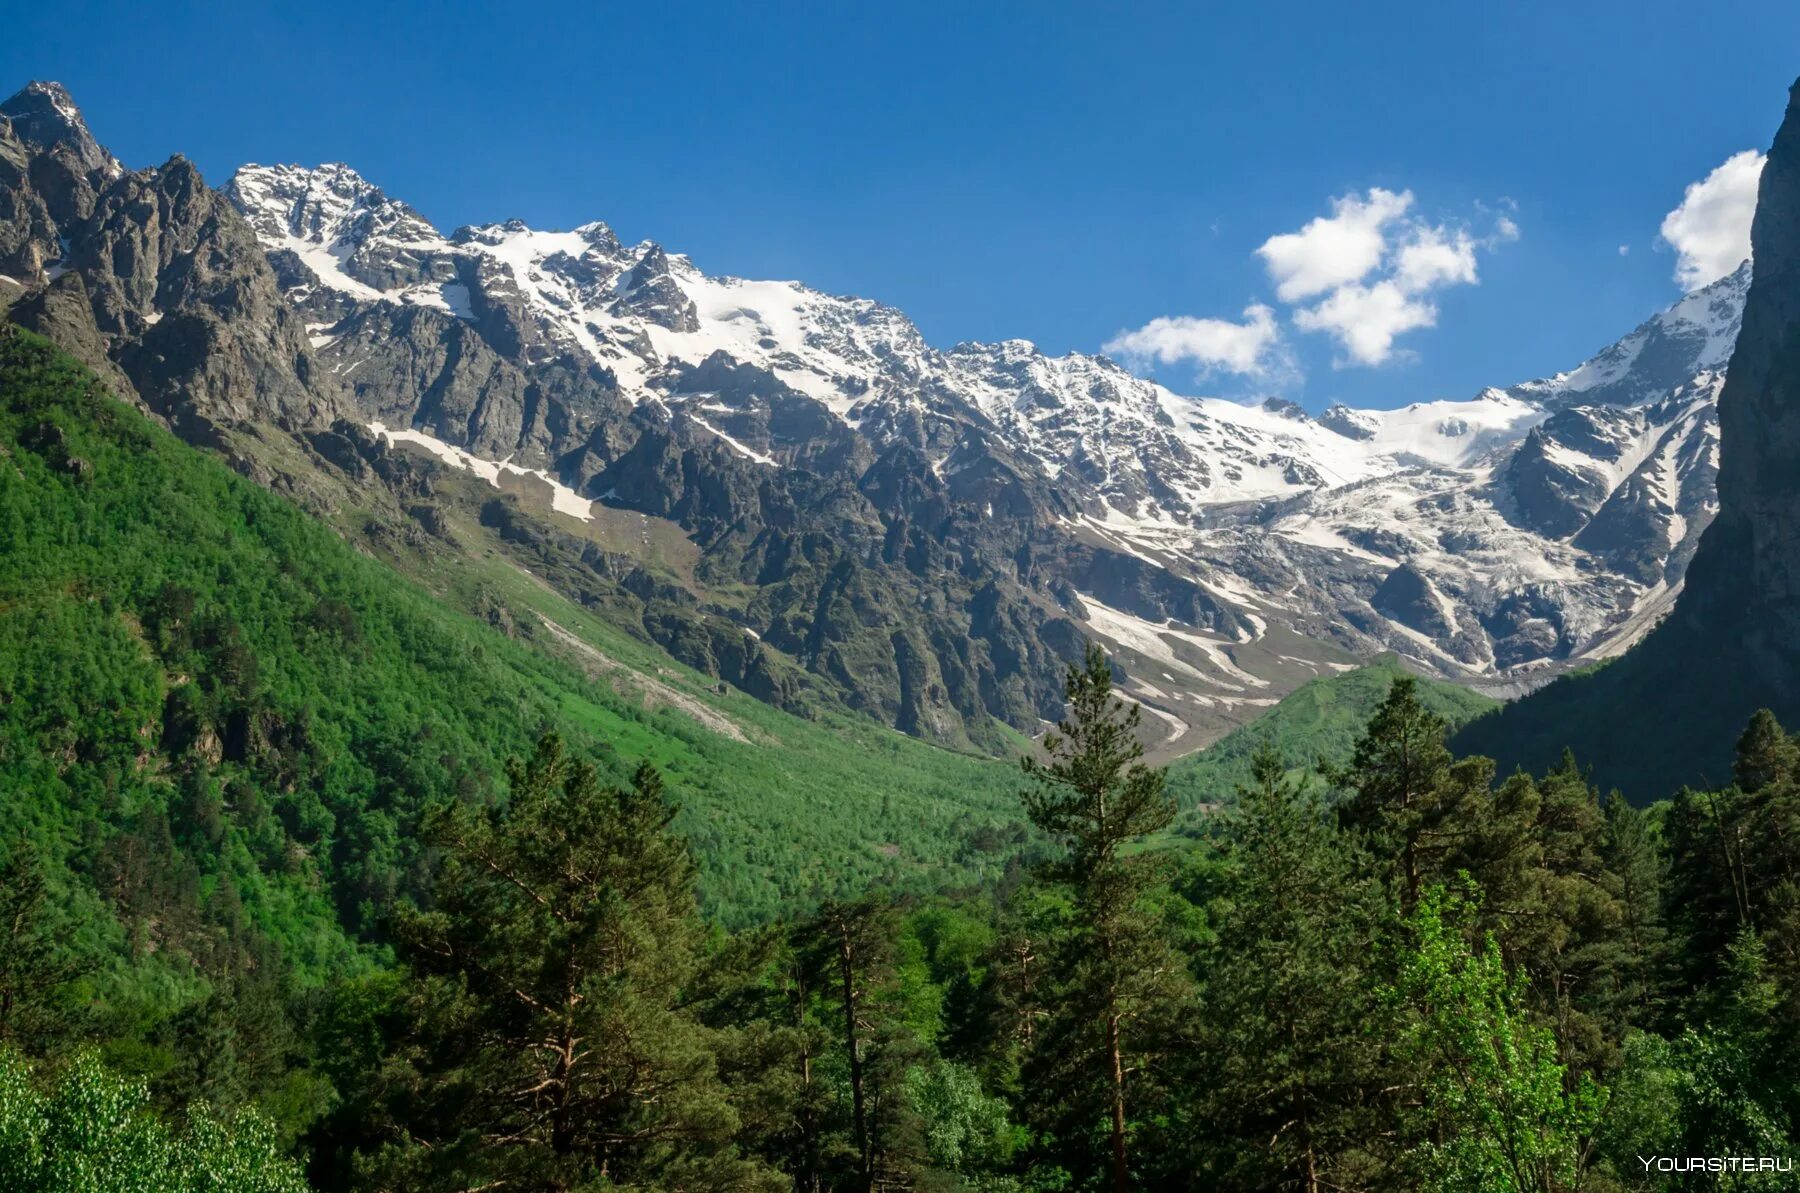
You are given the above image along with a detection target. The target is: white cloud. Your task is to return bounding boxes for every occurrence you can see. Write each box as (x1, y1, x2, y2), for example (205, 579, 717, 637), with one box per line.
(1103, 186, 1515, 382)
(1392, 225, 1479, 292)
(1103, 303, 1287, 378)
(1293, 280, 1436, 367)
(1260, 188, 1515, 366)
(1256, 187, 1413, 302)
(1618, 244, 1631, 256)
(1660, 149, 1764, 290)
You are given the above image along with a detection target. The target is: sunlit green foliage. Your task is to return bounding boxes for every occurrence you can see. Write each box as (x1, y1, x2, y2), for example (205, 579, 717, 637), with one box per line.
(1389, 887, 1604, 1193)
(0, 1049, 307, 1192)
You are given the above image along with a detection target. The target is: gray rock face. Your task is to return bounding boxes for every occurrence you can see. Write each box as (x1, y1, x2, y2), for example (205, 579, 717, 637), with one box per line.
(0, 81, 120, 243)
(1, 80, 1763, 758)
(1318, 404, 1377, 440)
(0, 84, 337, 440)
(1678, 81, 1800, 692)
(1373, 563, 1455, 639)
(614, 244, 699, 332)
(0, 103, 79, 286)
(1504, 413, 1638, 539)
(206, 149, 1754, 749)
(0, 82, 119, 185)
(206, 162, 1112, 748)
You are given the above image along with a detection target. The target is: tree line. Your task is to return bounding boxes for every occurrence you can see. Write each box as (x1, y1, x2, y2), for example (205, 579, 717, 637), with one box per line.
(7, 643, 1800, 1190)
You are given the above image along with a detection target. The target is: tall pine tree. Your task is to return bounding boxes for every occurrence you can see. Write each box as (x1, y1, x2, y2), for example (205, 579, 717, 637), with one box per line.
(0, 843, 81, 1052)
(1197, 742, 1388, 1191)
(1019, 644, 1194, 1193)
(800, 897, 931, 1192)
(1335, 675, 1491, 909)
(379, 733, 780, 1192)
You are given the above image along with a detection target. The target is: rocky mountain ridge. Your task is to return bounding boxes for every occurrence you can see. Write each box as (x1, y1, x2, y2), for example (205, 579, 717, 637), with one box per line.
(0, 80, 1752, 756)
(0, 82, 334, 448)
(223, 155, 1743, 725)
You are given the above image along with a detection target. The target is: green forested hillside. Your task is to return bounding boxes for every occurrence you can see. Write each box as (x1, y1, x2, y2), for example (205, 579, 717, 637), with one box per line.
(0, 326, 1036, 1110)
(0, 326, 1026, 934)
(7, 619, 1785, 1192)
(18, 323, 1800, 1191)
(1164, 655, 1497, 811)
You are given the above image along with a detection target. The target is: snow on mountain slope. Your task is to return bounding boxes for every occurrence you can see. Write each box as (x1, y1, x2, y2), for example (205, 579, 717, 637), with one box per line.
(223, 163, 1579, 503)
(649, 261, 938, 418)
(223, 160, 1748, 745)
(227, 164, 1549, 506)
(227, 162, 459, 307)
(1507, 261, 1746, 408)
(367, 420, 597, 520)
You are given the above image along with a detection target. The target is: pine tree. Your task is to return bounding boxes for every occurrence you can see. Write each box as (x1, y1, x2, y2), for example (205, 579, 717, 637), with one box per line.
(1197, 742, 1387, 1191)
(986, 881, 1063, 1078)
(0, 843, 80, 1052)
(1666, 709, 1800, 1011)
(1664, 782, 1751, 992)
(689, 926, 834, 1192)
(1602, 929, 1800, 1176)
(1474, 755, 1628, 1078)
(1343, 699, 1649, 1084)
(381, 733, 780, 1192)
(1593, 790, 1669, 1035)
(799, 897, 931, 1193)
(1735, 708, 1799, 796)
(1018, 644, 1193, 1193)
(1335, 675, 1489, 910)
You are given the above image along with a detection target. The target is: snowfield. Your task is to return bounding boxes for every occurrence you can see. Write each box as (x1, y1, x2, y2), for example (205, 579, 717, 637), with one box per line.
(227, 161, 1749, 713)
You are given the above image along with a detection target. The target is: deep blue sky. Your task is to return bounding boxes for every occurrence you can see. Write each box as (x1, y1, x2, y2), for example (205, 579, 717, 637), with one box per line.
(6, 1, 1799, 409)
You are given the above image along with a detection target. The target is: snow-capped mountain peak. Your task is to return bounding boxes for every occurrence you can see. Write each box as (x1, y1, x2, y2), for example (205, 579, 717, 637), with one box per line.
(2, 80, 1757, 761)
(224, 158, 1749, 717)
(225, 162, 459, 307)
(1508, 261, 1747, 408)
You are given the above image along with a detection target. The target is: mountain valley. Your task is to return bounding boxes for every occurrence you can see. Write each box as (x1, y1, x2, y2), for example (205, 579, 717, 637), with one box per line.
(8, 33, 1800, 1189)
(0, 77, 1762, 765)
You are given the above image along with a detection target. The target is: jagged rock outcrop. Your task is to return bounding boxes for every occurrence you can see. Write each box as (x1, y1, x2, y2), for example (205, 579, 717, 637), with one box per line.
(0, 83, 336, 440)
(1373, 563, 1455, 639)
(615, 244, 699, 332)
(0, 82, 118, 258)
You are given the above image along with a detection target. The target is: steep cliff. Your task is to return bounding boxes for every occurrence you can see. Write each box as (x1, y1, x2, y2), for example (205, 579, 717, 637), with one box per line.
(1458, 79, 1800, 797)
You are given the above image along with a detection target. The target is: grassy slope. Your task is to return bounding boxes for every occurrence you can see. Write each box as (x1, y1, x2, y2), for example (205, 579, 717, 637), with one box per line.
(1164, 655, 1499, 811)
(0, 328, 1023, 955)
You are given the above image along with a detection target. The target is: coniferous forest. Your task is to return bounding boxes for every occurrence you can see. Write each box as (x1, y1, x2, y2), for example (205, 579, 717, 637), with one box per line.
(3, 323, 1799, 1189)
